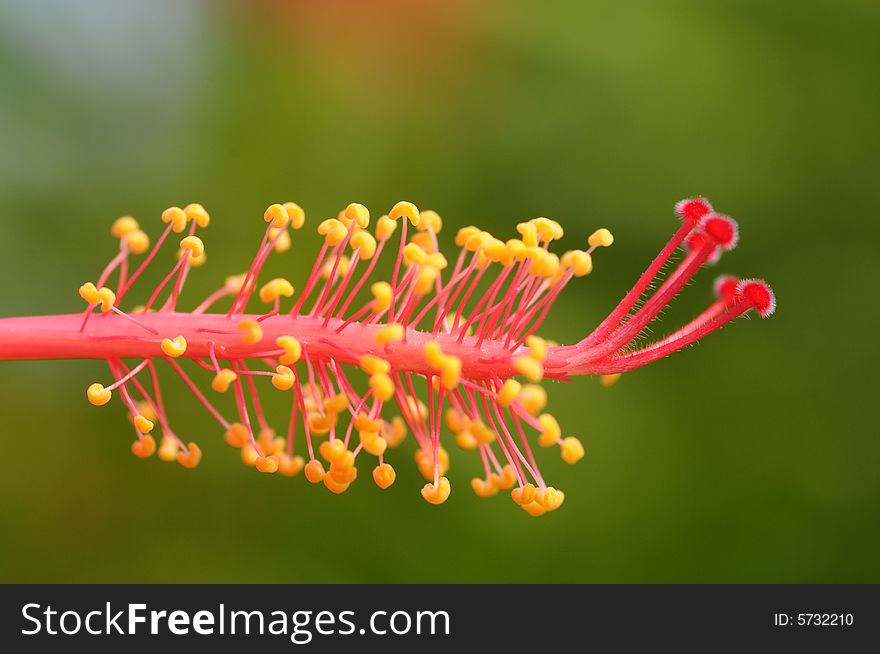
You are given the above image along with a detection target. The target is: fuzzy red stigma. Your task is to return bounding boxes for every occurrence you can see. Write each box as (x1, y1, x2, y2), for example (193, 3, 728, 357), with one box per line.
(674, 197, 713, 226)
(701, 213, 739, 251)
(738, 279, 776, 317)
(713, 275, 740, 305)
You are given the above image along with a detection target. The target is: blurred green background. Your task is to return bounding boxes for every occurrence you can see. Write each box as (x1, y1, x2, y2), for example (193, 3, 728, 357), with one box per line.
(0, 0, 877, 583)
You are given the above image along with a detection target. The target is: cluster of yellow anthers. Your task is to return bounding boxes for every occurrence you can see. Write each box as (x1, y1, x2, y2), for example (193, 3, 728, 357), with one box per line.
(71, 197, 615, 517)
(53, 191, 778, 516)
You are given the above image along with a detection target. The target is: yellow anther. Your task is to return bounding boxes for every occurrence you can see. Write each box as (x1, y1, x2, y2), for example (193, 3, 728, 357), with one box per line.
(404, 396, 429, 421)
(319, 439, 348, 464)
(323, 392, 349, 416)
(538, 413, 561, 447)
(389, 200, 420, 226)
(473, 250, 493, 270)
(511, 483, 536, 506)
(124, 229, 150, 255)
(319, 254, 350, 280)
(375, 215, 397, 241)
(187, 251, 207, 266)
(415, 266, 438, 295)
(257, 427, 275, 451)
(177, 248, 208, 268)
(355, 413, 380, 434)
(424, 341, 446, 370)
(518, 384, 547, 414)
(454, 429, 478, 450)
(271, 365, 296, 391)
(492, 464, 517, 490)
(326, 464, 355, 491)
(131, 434, 156, 459)
(485, 237, 506, 263)
(304, 459, 326, 483)
(360, 354, 390, 376)
(421, 476, 451, 505)
(224, 422, 249, 448)
(513, 355, 543, 382)
(307, 412, 336, 435)
(440, 355, 461, 389)
(269, 436, 287, 456)
(415, 447, 449, 481)
(87, 383, 112, 406)
(532, 251, 560, 279)
(499, 239, 525, 266)
(425, 252, 448, 270)
(561, 436, 585, 464)
(350, 230, 377, 259)
(268, 226, 291, 253)
(264, 203, 289, 229)
(373, 463, 396, 489)
(278, 454, 305, 477)
(161, 206, 187, 233)
(160, 336, 187, 358)
(470, 420, 496, 445)
(282, 202, 305, 229)
(416, 209, 442, 232)
(238, 319, 263, 345)
(525, 335, 547, 362)
(498, 379, 522, 407)
(445, 409, 466, 433)
(211, 369, 237, 393)
(255, 456, 279, 473)
(328, 460, 357, 484)
(111, 216, 139, 237)
(315, 440, 345, 467)
(410, 231, 436, 254)
(516, 222, 538, 247)
(471, 477, 498, 498)
(180, 235, 205, 259)
(454, 226, 480, 248)
(79, 282, 100, 304)
(423, 342, 461, 389)
(600, 373, 622, 387)
(360, 430, 387, 456)
(369, 281, 393, 313)
(521, 500, 547, 517)
(317, 218, 347, 246)
(323, 477, 351, 495)
(224, 274, 248, 293)
(588, 228, 614, 248)
(241, 443, 259, 467)
(259, 278, 295, 304)
(561, 250, 593, 277)
(129, 401, 156, 424)
(97, 287, 116, 313)
(373, 324, 404, 348)
(183, 203, 210, 228)
(536, 486, 565, 511)
(402, 242, 427, 266)
(133, 414, 154, 434)
(176, 442, 202, 469)
(464, 230, 490, 253)
(369, 372, 394, 402)
(158, 436, 179, 462)
(276, 336, 302, 365)
(80, 283, 114, 311)
(532, 217, 561, 242)
(384, 416, 407, 448)
(344, 202, 370, 229)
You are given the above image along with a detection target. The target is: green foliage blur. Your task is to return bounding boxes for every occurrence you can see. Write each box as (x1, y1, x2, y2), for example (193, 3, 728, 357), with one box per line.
(0, 0, 877, 583)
